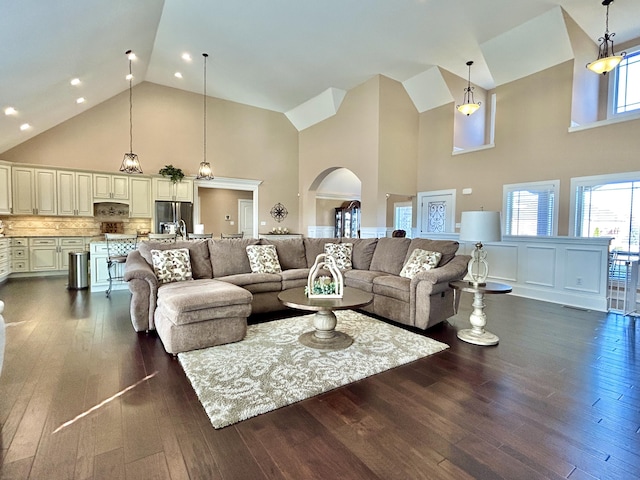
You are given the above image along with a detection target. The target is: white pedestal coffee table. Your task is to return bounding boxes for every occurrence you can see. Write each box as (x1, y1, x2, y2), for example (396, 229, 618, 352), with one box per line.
(278, 287, 373, 350)
(449, 280, 512, 346)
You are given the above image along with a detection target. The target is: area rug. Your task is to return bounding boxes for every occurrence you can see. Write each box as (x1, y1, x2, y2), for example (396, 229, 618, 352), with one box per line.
(178, 310, 448, 429)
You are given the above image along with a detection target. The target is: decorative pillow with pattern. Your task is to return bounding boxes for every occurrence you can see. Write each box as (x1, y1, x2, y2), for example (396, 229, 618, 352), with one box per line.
(324, 243, 353, 271)
(246, 245, 282, 274)
(150, 248, 193, 284)
(399, 248, 442, 279)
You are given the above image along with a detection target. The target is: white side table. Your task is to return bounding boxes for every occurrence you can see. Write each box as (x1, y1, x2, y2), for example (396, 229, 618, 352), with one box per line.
(449, 280, 512, 346)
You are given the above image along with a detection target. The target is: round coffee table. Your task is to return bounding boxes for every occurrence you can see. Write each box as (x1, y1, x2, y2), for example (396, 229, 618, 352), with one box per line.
(278, 287, 373, 350)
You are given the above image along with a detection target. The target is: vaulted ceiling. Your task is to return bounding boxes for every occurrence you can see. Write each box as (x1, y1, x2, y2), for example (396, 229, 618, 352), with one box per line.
(1, 0, 639, 153)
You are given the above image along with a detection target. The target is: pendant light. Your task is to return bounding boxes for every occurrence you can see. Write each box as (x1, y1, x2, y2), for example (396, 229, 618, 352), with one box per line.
(119, 50, 143, 174)
(196, 53, 214, 180)
(457, 61, 481, 116)
(587, 0, 626, 75)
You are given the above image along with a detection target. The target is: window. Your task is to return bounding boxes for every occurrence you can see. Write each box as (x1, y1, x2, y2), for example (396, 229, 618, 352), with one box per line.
(611, 48, 640, 116)
(394, 202, 412, 238)
(571, 172, 640, 255)
(503, 180, 559, 236)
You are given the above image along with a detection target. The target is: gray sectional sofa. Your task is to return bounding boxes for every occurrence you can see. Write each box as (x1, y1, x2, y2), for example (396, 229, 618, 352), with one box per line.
(124, 236, 470, 353)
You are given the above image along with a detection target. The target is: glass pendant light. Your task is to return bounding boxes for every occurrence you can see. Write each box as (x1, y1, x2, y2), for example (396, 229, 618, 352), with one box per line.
(457, 61, 481, 116)
(120, 50, 143, 174)
(196, 53, 214, 180)
(587, 0, 626, 75)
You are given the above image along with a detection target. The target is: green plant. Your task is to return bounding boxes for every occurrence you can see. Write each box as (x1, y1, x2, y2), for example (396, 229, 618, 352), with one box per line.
(158, 164, 185, 184)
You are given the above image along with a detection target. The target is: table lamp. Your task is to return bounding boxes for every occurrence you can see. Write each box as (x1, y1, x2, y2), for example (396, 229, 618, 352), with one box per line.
(459, 211, 502, 286)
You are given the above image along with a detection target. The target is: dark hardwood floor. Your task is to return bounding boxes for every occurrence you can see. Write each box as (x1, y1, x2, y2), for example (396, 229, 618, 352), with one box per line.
(0, 276, 638, 480)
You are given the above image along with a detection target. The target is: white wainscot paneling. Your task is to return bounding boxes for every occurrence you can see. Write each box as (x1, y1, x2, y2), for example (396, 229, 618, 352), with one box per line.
(564, 248, 603, 294)
(485, 243, 518, 282)
(524, 246, 556, 287)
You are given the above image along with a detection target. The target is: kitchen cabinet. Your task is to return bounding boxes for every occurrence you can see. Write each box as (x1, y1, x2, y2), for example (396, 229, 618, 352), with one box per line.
(29, 237, 84, 272)
(57, 171, 93, 216)
(0, 162, 11, 215)
(9, 238, 28, 273)
(153, 178, 193, 202)
(12, 167, 57, 216)
(0, 238, 9, 282)
(89, 242, 128, 292)
(93, 173, 129, 201)
(129, 177, 152, 218)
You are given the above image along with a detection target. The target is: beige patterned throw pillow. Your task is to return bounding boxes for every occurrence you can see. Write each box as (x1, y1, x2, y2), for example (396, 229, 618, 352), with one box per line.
(246, 244, 282, 273)
(324, 243, 353, 271)
(150, 248, 193, 284)
(399, 248, 442, 279)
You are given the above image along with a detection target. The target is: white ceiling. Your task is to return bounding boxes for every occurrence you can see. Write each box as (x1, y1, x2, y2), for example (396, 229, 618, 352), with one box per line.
(1, 0, 639, 153)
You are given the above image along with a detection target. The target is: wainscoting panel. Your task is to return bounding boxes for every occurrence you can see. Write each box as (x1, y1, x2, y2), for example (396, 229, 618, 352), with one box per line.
(564, 247, 604, 294)
(485, 243, 518, 282)
(524, 246, 556, 287)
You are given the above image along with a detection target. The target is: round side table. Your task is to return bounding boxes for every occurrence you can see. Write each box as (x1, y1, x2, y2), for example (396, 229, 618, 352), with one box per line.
(449, 280, 512, 346)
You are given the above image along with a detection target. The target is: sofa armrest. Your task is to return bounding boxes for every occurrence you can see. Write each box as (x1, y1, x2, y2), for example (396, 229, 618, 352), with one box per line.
(124, 250, 159, 332)
(410, 255, 471, 292)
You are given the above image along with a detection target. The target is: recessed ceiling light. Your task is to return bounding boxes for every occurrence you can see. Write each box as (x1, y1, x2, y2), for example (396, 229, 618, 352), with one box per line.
(174, 72, 183, 79)
(4, 107, 17, 115)
(182, 53, 192, 62)
(76, 97, 86, 104)
(20, 123, 31, 131)
(70, 78, 81, 86)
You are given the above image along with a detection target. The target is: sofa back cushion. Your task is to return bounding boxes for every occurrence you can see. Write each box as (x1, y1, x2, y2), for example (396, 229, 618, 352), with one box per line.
(209, 238, 260, 277)
(369, 237, 411, 275)
(405, 238, 459, 266)
(343, 237, 378, 270)
(260, 238, 307, 270)
(138, 240, 212, 279)
(303, 238, 337, 267)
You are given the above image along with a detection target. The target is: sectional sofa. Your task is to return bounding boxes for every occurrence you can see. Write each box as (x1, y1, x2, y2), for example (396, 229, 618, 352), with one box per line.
(124, 236, 470, 353)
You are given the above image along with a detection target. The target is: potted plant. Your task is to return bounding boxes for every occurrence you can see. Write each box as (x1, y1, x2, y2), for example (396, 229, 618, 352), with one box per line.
(158, 165, 185, 184)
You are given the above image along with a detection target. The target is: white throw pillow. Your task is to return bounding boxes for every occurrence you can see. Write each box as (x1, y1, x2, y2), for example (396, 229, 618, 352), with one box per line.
(399, 248, 442, 279)
(150, 248, 193, 284)
(246, 244, 282, 273)
(324, 243, 353, 271)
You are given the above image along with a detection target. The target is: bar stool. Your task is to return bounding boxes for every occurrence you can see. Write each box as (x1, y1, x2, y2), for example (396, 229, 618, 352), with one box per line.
(148, 233, 177, 243)
(105, 233, 138, 297)
(188, 233, 213, 239)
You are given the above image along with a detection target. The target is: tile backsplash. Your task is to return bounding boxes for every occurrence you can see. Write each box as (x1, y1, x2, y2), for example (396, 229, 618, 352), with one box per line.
(0, 215, 151, 237)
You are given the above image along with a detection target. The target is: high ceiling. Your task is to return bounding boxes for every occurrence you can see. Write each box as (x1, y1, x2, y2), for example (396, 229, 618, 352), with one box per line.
(1, 0, 639, 153)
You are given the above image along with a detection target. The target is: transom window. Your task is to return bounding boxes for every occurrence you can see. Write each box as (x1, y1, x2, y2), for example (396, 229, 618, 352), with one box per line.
(503, 180, 559, 236)
(611, 48, 640, 116)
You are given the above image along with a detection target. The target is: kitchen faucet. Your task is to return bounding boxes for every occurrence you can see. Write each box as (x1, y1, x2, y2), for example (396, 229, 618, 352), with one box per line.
(179, 219, 187, 239)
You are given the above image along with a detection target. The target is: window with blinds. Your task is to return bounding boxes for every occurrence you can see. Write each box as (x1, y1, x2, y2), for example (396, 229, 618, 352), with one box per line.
(503, 180, 559, 236)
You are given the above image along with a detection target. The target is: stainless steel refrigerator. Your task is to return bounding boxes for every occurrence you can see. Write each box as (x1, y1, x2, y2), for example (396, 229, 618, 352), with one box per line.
(155, 201, 193, 236)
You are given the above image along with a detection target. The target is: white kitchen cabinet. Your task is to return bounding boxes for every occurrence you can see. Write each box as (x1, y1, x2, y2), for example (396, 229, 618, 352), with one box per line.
(93, 173, 129, 201)
(28, 237, 84, 272)
(0, 238, 9, 282)
(153, 178, 193, 202)
(129, 177, 152, 218)
(9, 238, 28, 273)
(57, 171, 93, 216)
(12, 167, 57, 215)
(89, 242, 128, 292)
(0, 162, 12, 215)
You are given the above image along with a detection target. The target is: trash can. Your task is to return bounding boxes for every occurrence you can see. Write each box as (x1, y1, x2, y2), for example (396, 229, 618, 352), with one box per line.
(68, 251, 89, 290)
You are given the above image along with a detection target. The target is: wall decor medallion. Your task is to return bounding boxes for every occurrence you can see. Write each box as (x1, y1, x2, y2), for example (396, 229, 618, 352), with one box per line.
(270, 203, 288, 222)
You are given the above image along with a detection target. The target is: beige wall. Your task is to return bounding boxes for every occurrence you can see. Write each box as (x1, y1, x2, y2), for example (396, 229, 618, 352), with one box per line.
(197, 188, 253, 237)
(417, 60, 640, 235)
(1, 81, 300, 233)
(315, 198, 345, 226)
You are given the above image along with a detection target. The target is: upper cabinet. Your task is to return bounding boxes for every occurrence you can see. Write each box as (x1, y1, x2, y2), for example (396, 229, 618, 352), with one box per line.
(0, 162, 11, 215)
(153, 178, 193, 202)
(93, 173, 129, 201)
(12, 167, 57, 216)
(129, 177, 152, 218)
(57, 171, 93, 216)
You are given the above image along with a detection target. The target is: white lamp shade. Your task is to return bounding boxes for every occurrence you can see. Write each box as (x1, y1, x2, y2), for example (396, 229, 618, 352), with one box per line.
(459, 211, 502, 243)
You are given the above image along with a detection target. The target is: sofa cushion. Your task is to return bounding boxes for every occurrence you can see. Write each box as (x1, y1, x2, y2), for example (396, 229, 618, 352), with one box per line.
(373, 275, 411, 302)
(280, 268, 310, 290)
(303, 238, 336, 267)
(406, 238, 459, 266)
(217, 272, 282, 294)
(399, 248, 442, 279)
(343, 269, 389, 293)
(246, 244, 282, 273)
(344, 238, 378, 270)
(324, 242, 352, 270)
(150, 248, 193, 284)
(209, 238, 259, 277)
(260, 238, 307, 269)
(369, 237, 411, 275)
(139, 239, 212, 279)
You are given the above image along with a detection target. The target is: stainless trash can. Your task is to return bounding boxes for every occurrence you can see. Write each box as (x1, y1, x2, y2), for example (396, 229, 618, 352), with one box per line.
(68, 251, 89, 289)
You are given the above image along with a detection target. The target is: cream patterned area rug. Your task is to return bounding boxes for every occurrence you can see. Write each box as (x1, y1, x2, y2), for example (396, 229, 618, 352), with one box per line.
(178, 310, 449, 429)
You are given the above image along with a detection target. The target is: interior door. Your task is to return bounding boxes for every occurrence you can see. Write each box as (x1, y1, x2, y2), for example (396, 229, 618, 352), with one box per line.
(238, 199, 253, 238)
(417, 189, 456, 234)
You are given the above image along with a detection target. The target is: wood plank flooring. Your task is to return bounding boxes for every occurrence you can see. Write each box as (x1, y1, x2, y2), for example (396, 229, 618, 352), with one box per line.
(0, 276, 638, 479)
